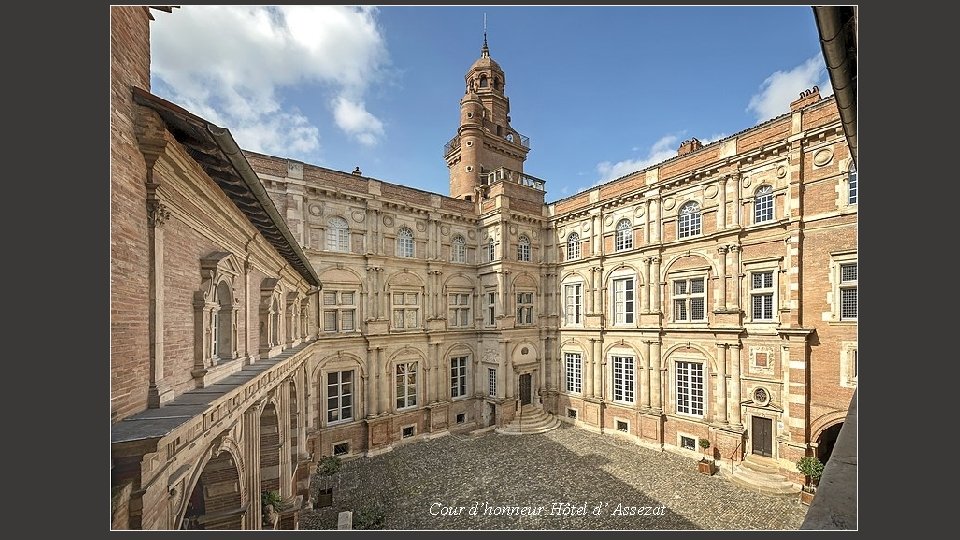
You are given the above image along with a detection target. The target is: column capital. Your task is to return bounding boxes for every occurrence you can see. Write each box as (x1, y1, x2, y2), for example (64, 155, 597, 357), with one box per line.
(717, 245, 729, 254)
(727, 244, 741, 253)
(147, 200, 172, 228)
(649, 256, 661, 264)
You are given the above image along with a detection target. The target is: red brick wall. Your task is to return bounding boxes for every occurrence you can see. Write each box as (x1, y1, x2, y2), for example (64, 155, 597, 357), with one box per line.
(737, 118, 791, 154)
(162, 217, 220, 394)
(111, 6, 153, 423)
(599, 173, 645, 201)
(802, 100, 840, 131)
(660, 146, 720, 180)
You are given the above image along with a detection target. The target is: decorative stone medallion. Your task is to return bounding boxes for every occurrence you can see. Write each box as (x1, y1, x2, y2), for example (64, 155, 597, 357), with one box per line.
(308, 203, 322, 217)
(634, 205, 645, 218)
(776, 165, 787, 179)
(813, 147, 834, 167)
(704, 185, 719, 199)
(662, 197, 676, 211)
(416, 220, 427, 232)
(440, 225, 450, 236)
(741, 176, 752, 189)
(752, 386, 771, 406)
(383, 215, 394, 228)
(351, 210, 365, 223)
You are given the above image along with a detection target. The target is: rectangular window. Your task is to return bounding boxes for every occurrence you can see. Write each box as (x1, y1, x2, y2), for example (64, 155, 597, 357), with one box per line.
(392, 292, 420, 330)
(567, 408, 578, 419)
(751, 271, 775, 321)
(676, 361, 704, 417)
(487, 368, 497, 397)
(395, 362, 417, 409)
(613, 277, 635, 324)
(456, 413, 466, 424)
(612, 355, 635, 403)
(326, 370, 353, 424)
(848, 168, 858, 204)
(333, 442, 349, 456)
(486, 291, 496, 326)
(680, 435, 696, 451)
(402, 426, 415, 438)
(448, 293, 471, 328)
(516, 292, 534, 325)
(616, 420, 629, 433)
(564, 283, 582, 325)
(673, 278, 706, 322)
(450, 356, 468, 398)
(564, 352, 582, 393)
(323, 291, 357, 333)
(487, 240, 497, 262)
(840, 263, 858, 320)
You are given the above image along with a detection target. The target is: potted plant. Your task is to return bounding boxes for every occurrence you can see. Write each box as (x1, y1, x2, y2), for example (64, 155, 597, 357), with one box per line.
(796, 455, 824, 505)
(261, 490, 282, 528)
(315, 455, 342, 507)
(697, 438, 717, 475)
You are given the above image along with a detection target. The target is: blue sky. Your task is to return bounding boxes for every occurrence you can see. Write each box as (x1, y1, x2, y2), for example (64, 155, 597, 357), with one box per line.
(150, 5, 832, 202)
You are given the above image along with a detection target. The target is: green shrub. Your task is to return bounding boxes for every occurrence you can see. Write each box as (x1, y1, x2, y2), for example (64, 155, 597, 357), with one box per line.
(796, 456, 824, 487)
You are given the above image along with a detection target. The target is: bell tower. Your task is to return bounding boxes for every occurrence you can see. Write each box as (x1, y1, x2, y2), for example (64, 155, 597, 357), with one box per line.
(445, 33, 531, 201)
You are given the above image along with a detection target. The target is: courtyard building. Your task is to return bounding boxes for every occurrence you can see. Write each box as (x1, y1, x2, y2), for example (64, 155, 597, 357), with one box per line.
(111, 6, 856, 530)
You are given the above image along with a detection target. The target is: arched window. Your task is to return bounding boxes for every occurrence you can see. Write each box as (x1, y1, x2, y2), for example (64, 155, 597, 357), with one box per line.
(397, 227, 414, 258)
(848, 162, 857, 204)
(517, 234, 531, 262)
(487, 238, 496, 262)
(754, 185, 774, 224)
(213, 282, 232, 359)
(326, 216, 349, 252)
(567, 232, 581, 260)
(615, 219, 633, 251)
(451, 235, 466, 263)
(479, 75, 488, 88)
(677, 202, 701, 239)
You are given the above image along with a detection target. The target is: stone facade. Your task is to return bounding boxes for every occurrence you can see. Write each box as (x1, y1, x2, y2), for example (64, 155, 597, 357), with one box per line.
(111, 6, 857, 530)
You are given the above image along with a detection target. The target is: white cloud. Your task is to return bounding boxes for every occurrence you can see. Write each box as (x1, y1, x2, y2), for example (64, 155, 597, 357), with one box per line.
(332, 97, 385, 146)
(150, 5, 389, 158)
(595, 134, 680, 184)
(747, 55, 834, 123)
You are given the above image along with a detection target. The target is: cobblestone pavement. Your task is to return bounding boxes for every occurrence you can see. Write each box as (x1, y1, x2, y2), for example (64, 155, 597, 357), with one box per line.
(299, 425, 809, 530)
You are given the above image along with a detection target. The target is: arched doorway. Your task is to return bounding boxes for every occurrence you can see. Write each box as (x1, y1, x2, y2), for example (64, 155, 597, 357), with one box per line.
(817, 422, 843, 465)
(180, 450, 243, 530)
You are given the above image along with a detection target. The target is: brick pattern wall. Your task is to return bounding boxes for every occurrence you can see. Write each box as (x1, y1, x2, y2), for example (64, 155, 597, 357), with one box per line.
(111, 6, 153, 423)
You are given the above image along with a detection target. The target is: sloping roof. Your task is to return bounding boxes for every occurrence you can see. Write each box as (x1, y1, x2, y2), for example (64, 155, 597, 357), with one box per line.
(132, 87, 320, 287)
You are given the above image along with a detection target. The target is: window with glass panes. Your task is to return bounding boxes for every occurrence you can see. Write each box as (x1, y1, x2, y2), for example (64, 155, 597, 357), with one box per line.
(396, 227, 414, 257)
(326, 216, 350, 252)
(673, 277, 706, 322)
(751, 271, 775, 320)
(840, 262, 857, 320)
(486, 291, 496, 325)
(517, 234, 531, 262)
(848, 164, 857, 204)
(322, 290, 356, 333)
(678, 202, 702, 238)
(447, 293, 471, 327)
(564, 283, 582, 325)
(676, 361, 704, 416)
(516, 292, 534, 325)
(327, 370, 353, 423)
(451, 235, 466, 263)
(567, 233, 580, 260)
(564, 352, 582, 393)
(754, 185, 773, 223)
(450, 356, 468, 398)
(613, 277, 635, 324)
(612, 355, 635, 403)
(392, 291, 420, 329)
(395, 362, 417, 409)
(487, 368, 497, 396)
(615, 219, 633, 251)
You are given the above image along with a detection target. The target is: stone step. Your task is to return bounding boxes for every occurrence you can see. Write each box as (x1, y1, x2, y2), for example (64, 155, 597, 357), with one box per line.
(495, 408, 561, 435)
(729, 459, 801, 495)
(740, 455, 782, 475)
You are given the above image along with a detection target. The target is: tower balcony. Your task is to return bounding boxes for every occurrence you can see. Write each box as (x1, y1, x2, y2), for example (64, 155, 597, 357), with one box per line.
(481, 167, 546, 192)
(443, 131, 530, 158)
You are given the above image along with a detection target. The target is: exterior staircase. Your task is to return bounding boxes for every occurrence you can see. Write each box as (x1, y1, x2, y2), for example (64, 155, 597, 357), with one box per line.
(495, 404, 560, 435)
(728, 454, 801, 495)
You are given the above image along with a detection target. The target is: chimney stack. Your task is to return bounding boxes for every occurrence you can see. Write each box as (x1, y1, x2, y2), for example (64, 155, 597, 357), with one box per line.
(677, 138, 703, 156)
(790, 85, 821, 111)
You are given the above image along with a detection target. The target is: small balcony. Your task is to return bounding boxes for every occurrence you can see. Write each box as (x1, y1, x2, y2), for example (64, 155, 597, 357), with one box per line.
(443, 135, 461, 157)
(481, 167, 546, 192)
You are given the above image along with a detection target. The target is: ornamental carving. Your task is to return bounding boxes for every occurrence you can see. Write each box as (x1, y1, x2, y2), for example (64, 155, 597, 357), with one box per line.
(383, 215, 394, 228)
(351, 210, 365, 223)
(634, 205, 645, 218)
(662, 197, 676, 211)
(776, 165, 787, 179)
(308, 203, 323, 217)
(467, 230, 476, 240)
(416, 220, 427, 232)
(581, 220, 590, 232)
(509, 225, 517, 235)
(752, 386, 771, 406)
(482, 347, 499, 363)
(440, 225, 450, 236)
(813, 147, 834, 167)
(741, 176, 752, 189)
(148, 201, 172, 228)
(704, 185, 719, 199)
(604, 215, 614, 227)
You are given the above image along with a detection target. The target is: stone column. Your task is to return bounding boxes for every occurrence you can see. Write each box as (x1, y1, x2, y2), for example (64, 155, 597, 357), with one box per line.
(593, 338, 602, 399)
(731, 171, 742, 228)
(715, 343, 728, 425)
(729, 245, 741, 311)
(586, 267, 595, 314)
(243, 407, 262, 529)
(496, 271, 506, 324)
(146, 197, 173, 407)
(592, 266, 602, 316)
(539, 335, 547, 395)
(642, 257, 652, 313)
(432, 341, 443, 403)
(644, 200, 651, 244)
(592, 214, 600, 256)
(641, 340, 651, 410)
(651, 257, 662, 313)
(651, 340, 662, 413)
(715, 246, 728, 311)
(243, 256, 252, 360)
(718, 176, 728, 230)
(423, 353, 431, 405)
(650, 198, 660, 243)
(503, 340, 513, 399)
(375, 348, 386, 415)
(730, 343, 742, 430)
(278, 382, 293, 498)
